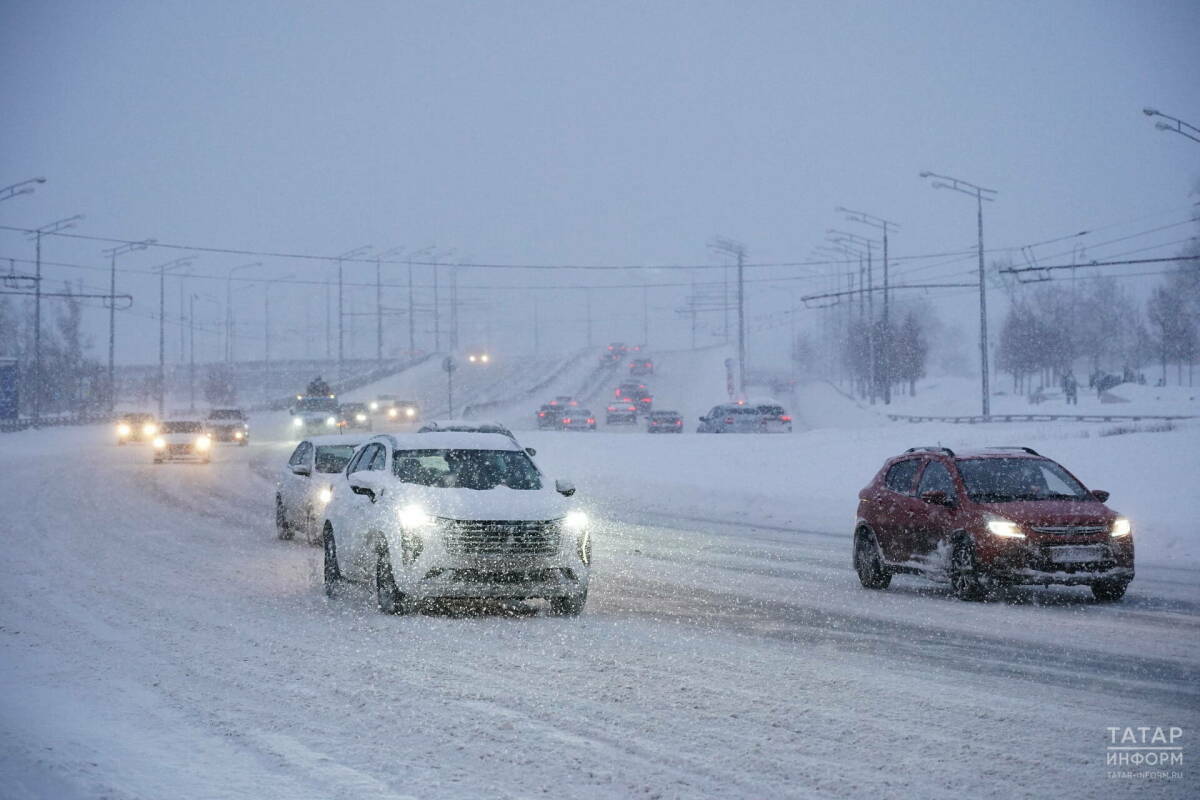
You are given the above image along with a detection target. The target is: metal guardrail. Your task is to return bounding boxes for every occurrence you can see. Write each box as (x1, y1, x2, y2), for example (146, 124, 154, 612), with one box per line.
(888, 412, 1195, 424)
(1, 413, 115, 433)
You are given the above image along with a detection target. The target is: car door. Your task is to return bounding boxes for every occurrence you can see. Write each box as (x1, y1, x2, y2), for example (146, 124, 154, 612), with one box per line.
(872, 458, 922, 562)
(327, 444, 372, 575)
(911, 459, 960, 564)
(282, 441, 313, 526)
(344, 443, 388, 578)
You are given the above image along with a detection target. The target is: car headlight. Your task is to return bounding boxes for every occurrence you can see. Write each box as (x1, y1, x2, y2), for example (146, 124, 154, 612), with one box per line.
(564, 510, 588, 531)
(325, 416, 337, 426)
(405, 407, 415, 417)
(369, 402, 379, 411)
(985, 517, 1025, 539)
(292, 417, 303, 427)
(152, 437, 166, 449)
(143, 423, 158, 436)
(1111, 517, 1131, 537)
(355, 413, 366, 422)
(234, 431, 244, 439)
(398, 505, 433, 529)
(195, 436, 211, 451)
(318, 486, 333, 504)
(480, 354, 489, 363)
(388, 408, 398, 418)
(117, 423, 131, 436)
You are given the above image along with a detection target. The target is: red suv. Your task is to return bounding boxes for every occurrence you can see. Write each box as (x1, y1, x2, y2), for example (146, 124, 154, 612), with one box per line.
(853, 446, 1134, 601)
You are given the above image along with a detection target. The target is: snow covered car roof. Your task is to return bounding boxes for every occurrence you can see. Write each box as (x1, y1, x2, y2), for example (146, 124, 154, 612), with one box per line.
(371, 432, 522, 452)
(301, 433, 372, 447)
(418, 419, 515, 436)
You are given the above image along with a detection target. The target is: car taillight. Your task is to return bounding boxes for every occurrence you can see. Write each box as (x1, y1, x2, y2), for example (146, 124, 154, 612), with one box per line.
(724, 417, 734, 424)
(781, 415, 792, 422)
(538, 412, 545, 417)
(587, 418, 595, 424)
(675, 420, 682, 425)
(642, 397, 651, 402)
(563, 417, 572, 424)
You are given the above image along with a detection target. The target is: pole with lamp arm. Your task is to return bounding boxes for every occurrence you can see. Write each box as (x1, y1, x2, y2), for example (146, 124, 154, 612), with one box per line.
(0, 177, 46, 203)
(99, 239, 154, 412)
(335, 246, 372, 380)
(155, 257, 195, 418)
(264, 273, 295, 406)
(29, 214, 84, 425)
(225, 262, 261, 364)
(836, 208, 899, 404)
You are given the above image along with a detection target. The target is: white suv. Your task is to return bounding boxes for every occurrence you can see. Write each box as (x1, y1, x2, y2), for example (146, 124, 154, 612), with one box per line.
(321, 432, 590, 615)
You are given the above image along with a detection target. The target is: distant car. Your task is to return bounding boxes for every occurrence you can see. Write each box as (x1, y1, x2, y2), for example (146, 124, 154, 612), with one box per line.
(551, 395, 580, 407)
(418, 419, 531, 453)
(853, 446, 1134, 602)
(606, 401, 638, 424)
(321, 432, 589, 615)
(152, 420, 212, 463)
(115, 412, 158, 445)
(206, 407, 249, 445)
(560, 409, 596, 431)
(537, 404, 565, 430)
(754, 404, 793, 433)
(277, 435, 365, 544)
(629, 358, 654, 376)
(616, 381, 654, 413)
(696, 403, 791, 433)
(601, 342, 626, 363)
(291, 395, 340, 435)
(466, 351, 491, 364)
(646, 410, 683, 433)
(337, 402, 373, 431)
(376, 398, 420, 423)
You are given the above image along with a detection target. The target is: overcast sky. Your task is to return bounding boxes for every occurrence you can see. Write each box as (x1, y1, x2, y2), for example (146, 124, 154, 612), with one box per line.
(2, 0, 1198, 366)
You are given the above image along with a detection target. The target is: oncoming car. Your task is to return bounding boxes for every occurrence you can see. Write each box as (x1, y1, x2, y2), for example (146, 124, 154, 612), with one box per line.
(206, 408, 249, 445)
(115, 412, 158, 444)
(291, 395, 340, 435)
(277, 435, 364, 544)
(338, 402, 373, 431)
(152, 420, 212, 463)
(375, 397, 421, 423)
(321, 432, 590, 615)
(853, 446, 1134, 602)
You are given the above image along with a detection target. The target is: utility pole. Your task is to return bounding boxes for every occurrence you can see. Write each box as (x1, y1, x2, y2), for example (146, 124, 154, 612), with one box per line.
(30, 215, 83, 424)
(155, 257, 194, 418)
(837, 208, 899, 404)
(921, 171, 998, 417)
(585, 289, 593, 347)
(827, 230, 879, 403)
(189, 293, 196, 412)
(101, 238, 154, 412)
(450, 264, 460, 350)
(336, 245, 371, 381)
(708, 237, 748, 393)
(374, 247, 406, 367)
(642, 283, 649, 347)
(225, 262, 261, 363)
(325, 277, 332, 361)
(533, 293, 541, 357)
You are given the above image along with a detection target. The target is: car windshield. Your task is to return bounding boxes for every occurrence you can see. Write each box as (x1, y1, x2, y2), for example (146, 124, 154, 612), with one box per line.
(122, 413, 154, 423)
(651, 412, 679, 419)
(314, 445, 356, 473)
(957, 458, 1092, 502)
(161, 421, 204, 433)
(392, 448, 542, 490)
(296, 398, 338, 412)
(208, 409, 244, 420)
(757, 406, 785, 416)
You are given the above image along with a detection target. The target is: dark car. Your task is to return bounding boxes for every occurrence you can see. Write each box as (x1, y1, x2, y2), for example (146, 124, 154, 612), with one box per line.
(206, 408, 250, 445)
(337, 402, 373, 431)
(754, 404, 793, 433)
(560, 409, 596, 431)
(536, 404, 565, 429)
(646, 410, 683, 433)
(601, 342, 626, 363)
(606, 401, 638, 424)
(852, 446, 1134, 602)
(616, 381, 653, 412)
(115, 412, 158, 444)
(629, 358, 654, 376)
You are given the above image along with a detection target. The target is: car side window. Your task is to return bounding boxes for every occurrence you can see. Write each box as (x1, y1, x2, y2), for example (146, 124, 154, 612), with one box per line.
(368, 445, 386, 471)
(917, 461, 957, 501)
(345, 446, 369, 475)
(884, 459, 920, 495)
(288, 443, 308, 466)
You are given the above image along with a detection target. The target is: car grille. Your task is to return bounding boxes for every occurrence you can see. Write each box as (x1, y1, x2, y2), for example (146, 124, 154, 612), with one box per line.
(442, 520, 561, 557)
(1030, 525, 1108, 536)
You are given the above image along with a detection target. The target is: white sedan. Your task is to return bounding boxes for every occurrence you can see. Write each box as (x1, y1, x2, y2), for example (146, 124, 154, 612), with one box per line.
(321, 432, 590, 615)
(152, 420, 212, 463)
(276, 434, 365, 545)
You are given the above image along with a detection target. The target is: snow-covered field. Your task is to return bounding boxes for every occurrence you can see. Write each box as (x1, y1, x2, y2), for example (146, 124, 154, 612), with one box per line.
(2, 353, 1197, 798)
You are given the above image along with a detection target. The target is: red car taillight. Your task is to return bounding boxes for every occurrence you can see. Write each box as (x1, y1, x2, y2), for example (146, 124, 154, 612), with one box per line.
(724, 417, 734, 424)
(675, 420, 682, 425)
(562, 418, 572, 424)
(538, 412, 545, 417)
(642, 397, 651, 402)
(587, 418, 595, 424)
(781, 415, 792, 422)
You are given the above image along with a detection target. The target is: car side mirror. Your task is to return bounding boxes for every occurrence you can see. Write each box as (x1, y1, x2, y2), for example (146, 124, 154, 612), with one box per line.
(525, 447, 537, 457)
(290, 463, 311, 477)
(349, 471, 383, 502)
(555, 479, 576, 497)
(920, 489, 952, 506)
(698, 416, 707, 423)
(1091, 489, 1110, 503)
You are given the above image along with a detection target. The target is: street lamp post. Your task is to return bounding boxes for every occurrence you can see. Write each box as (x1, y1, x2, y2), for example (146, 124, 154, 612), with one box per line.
(374, 247, 406, 367)
(155, 257, 195, 418)
(225, 262, 262, 364)
(336, 245, 372, 380)
(827, 230, 880, 403)
(264, 273, 295, 406)
(403, 246, 434, 358)
(708, 237, 748, 394)
(920, 170, 998, 417)
(1142, 107, 1200, 144)
(428, 248, 456, 353)
(100, 239, 154, 412)
(836, 208, 899, 404)
(29, 214, 84, 424)
(0, 177, 46, 203)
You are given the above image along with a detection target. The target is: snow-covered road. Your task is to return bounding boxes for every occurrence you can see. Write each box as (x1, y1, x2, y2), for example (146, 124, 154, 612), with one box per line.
(2, 422, 1196, 799)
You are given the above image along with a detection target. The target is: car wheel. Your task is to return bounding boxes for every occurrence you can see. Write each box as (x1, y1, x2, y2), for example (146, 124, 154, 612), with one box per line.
(322, 526, 340, 596)
(950, 538, 988, 601)
(1091, 579, 1129, 602)
(375, 545, 415, 615)
(239, 439, 248, 447)
(548, 592, 587, 616)
(853, 529, 892, 589)
(275, 494, 294, 540)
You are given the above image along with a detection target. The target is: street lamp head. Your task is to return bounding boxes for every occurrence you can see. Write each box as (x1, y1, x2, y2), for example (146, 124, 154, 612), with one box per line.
(919, 171, 932, 178)
(1143, 107, 1158, 117)
(1155, 121, 1172, 131)
(34, 177, 47, 184)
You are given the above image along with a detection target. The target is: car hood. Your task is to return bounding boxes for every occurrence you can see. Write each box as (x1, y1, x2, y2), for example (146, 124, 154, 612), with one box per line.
(161, 432, 204, 443)
(387, 484, 568, 522)
(975, 499, 1114, 527)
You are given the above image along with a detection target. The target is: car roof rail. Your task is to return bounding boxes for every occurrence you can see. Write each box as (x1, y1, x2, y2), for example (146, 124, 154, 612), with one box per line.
(904, 446, 956, 457)
(985, 446, 1041, 456)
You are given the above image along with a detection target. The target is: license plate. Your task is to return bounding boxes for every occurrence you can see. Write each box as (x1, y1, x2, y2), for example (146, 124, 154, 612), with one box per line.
(1049, 545, 1107, 564)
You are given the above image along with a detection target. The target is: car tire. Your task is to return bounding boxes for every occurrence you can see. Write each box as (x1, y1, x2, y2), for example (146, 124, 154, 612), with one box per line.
(322, 526, 340, 596)
(275, 494, 294, 540)
(548, 592, 587, 616)
(375, 545, 415, 615)
(853, 529, 892, 589)
(1091, 579, 1129, 602)
(950, 538, 989, 601)
(239, 439, 248, 447)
